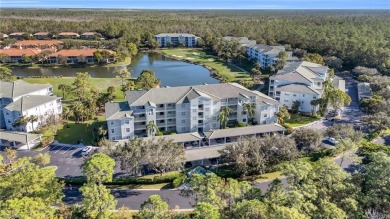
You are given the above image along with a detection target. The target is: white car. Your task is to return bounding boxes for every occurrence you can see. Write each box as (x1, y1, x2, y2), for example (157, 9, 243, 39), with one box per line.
(81, 146, 93, 156)
(327, 137, 339, 145)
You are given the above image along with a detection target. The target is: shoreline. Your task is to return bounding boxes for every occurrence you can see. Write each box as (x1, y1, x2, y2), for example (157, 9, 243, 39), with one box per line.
(1, 56, 132, 69)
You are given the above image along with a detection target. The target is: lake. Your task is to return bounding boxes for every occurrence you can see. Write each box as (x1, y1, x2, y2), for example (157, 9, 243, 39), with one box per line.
(11, 52, 220, 86)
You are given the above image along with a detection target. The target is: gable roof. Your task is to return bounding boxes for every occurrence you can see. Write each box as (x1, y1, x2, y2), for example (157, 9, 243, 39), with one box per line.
(246, 44, 285, 55)
(50, 49, 114, 57)
(13, 40, 63, 47)
(5, 95, 60, 111)
(126, 83, 278, 107)
(271, 61, 328, 84)
(105, 102, 133, 120)
(0, 48, 42, 57)
(275, 84, 321, 95)
(33, 32, 49, 36)
(155, 33, 196, 37)
(0, 80, 52, 99)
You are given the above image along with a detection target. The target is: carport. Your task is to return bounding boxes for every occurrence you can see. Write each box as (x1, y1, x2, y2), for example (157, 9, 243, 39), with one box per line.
(204, 123, 286, 145)
(0, 130, 42, 150)
(116, 132, 203, 148)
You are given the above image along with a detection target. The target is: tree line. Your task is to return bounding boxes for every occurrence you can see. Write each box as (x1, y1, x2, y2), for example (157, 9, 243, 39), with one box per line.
(0, 9, 389, 74)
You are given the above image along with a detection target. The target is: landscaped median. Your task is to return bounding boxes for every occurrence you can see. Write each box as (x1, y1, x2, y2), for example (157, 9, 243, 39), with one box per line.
(159, 48, 253, 83)
(62, 171, 186, 189)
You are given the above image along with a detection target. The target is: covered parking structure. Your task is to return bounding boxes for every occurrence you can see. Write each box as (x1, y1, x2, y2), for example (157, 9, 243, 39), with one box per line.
(0, 130, 42, 150)
(114, 132, 204, 149)
(204, 123, 285, 145)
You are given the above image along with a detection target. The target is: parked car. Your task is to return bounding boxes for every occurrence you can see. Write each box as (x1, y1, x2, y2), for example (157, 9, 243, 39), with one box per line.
(184, 162, 192, 168)
(226, 137, 231, 143)
(184, 142, 190, 147)
(191, 141, 198, 146)
(326, 137, 339, 145)
(81, 146, 93, 156)
(202, 138, 209, 146)
(215, 138, 223, 143)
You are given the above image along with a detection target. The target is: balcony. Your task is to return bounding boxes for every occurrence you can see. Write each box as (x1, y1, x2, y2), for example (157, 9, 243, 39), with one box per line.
(156, 114, 165, 119)
(134, 125, 145, 130)
(166, 112, 176, 118)
(134, 116, 146, 122)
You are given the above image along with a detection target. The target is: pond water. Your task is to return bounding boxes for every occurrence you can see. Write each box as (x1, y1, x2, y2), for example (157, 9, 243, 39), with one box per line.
(11, 52, 219, 86)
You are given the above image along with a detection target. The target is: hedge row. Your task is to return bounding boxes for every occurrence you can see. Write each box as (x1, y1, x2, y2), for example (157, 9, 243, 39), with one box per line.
(62, 171, 182, 185)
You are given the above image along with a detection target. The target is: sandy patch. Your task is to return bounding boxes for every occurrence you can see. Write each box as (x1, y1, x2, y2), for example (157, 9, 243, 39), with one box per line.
(208, 58, 215, 61)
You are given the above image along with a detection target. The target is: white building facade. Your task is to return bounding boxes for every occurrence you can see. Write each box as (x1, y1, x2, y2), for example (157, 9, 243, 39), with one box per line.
(154, 33, 199, 47)
(0, 80, 54, 129)
(3, 95, 62, 132)
(269, 61, 329, 113)
(106, 83, 280, 141)
(245, 44, 290, 69)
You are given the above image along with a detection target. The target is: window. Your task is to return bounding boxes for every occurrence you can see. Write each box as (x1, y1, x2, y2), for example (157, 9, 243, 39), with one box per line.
(111, 129, 114, 133)
(264, 114, 268, 117)
(126, 128, 130, 132)
(192, 109, 197, 113)
(181, 112, 186, 116)
(192, 116, 197, 120)
(112, 137, 116, 140)
(213, 116, 217, 120)
(285, 93, 290, 96)
(243, 119, 246, 122)
(303, 94, 305, 97)
(182, 127, 186, 131)
(263, 121, 267, 124)
(317, 82, 321, 86)
(182, 120, 185, 124)
(293, 94, 297, 97)
(125, 120, 130, 124)
(7, 120, 11, 123)
(212, 124, 217, 128)
(284, 100, 289, 102)
(182, 104, 186, 108)
(110, 121, 114, 125)
(5, 112, 9, 115)
(313, 97, 317, 99)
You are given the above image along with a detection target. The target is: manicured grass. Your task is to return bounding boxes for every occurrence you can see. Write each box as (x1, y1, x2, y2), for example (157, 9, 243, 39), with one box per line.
(284, 113, 320, 128)
(161, 48, 252, 83)
(255, 171, 282, 182)
(23, 77, 126, 101)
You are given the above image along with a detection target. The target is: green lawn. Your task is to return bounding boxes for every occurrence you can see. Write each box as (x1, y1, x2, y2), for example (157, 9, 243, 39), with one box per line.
(284, 114, 320, 127)
(161, 48, 253, 83)
(255, 171, 282, 182)
(23, 77, 126, 101)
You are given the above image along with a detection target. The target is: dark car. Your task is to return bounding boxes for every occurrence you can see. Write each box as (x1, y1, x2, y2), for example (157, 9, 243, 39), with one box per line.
(191, 141, 198, 146)
(184, 142, 190, 147)
(215, 138, 222, 143)
(184, 162, 192, 168)
(209, 158, 218, 165)
(226, 137, 231, 143)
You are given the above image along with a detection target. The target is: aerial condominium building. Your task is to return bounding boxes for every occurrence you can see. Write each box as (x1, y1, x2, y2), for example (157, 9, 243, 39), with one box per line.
(105, 83, 280, 140)
(245, 44, 290, 69)
(269, 61, 330, 113)
(154, 33, 199, 47)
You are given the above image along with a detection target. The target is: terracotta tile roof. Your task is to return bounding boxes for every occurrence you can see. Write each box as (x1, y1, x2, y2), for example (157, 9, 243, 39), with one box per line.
(33, 32, 49, 35)
(9, 32, 25, 36)
(81, 32, 96, 35)
(0, 48, 41, 56)
(13, 40, 63, 47)
(58, 32, 79, 36)
(50, 49, 115, 57)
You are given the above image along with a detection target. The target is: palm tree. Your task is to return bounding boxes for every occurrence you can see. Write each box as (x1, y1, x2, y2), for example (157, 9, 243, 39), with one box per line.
(146, 121, 159, 137)
(28, 115, 38, 130)
(58, 84, 72, 99)
(62, 106, 74, 121)
(12, 116, 28, 131)
(218, 107, 232, 129)
(243, 103, 256, 124)
(72, 102, 85, 123)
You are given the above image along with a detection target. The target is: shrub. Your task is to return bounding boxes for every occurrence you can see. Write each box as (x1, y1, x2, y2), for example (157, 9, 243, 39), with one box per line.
(172, 174, 187, 188)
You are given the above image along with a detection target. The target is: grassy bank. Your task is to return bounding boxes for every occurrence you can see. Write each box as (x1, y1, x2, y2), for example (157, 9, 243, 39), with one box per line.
(23, 77, 126, 101)
(160, 48, 253, 83)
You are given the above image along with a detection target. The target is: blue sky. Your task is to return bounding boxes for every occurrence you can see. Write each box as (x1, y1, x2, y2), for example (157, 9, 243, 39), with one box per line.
(1, 0, 389, 9)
